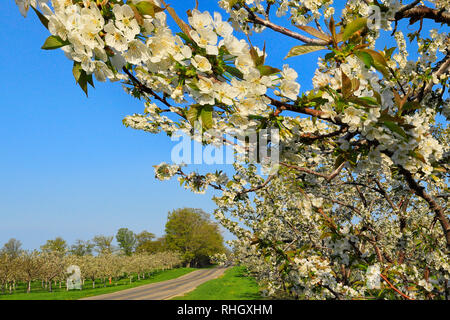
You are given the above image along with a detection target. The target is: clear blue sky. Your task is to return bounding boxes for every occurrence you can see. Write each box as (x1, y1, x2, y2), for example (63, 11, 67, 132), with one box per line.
(0, 1, 441, 251)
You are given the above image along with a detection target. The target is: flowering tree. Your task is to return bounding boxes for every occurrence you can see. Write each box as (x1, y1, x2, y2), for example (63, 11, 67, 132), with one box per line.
(0, 251, 182, 293)
(15, 0, 449, 299)
(40, 251, 66, 291)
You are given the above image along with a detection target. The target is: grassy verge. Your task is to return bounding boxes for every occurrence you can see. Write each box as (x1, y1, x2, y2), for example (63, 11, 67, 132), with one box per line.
(172, 266, 263, 300)
(0, 268, 196, 300)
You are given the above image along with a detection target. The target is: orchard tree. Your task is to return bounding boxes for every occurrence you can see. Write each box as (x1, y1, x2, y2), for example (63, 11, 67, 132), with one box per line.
(0, 254, 15, 294)
(40, 251, 66, 292)
(18, 251, 43, 293)
(40, 237, 68, 254)
(92, 235, 115, 255)
(78, 254, 102, 288)
(1, 238, 23, 258)
(14, 0, 449, 299)
(70, 239, 95, 256)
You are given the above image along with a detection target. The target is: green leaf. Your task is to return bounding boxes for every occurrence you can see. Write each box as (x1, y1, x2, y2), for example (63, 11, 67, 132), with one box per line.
(410, 151, 426, 163)
(77, 76, 88, 96)
(354, 51, 374, 69)
(348, 96, 379, 108)
(135, 0, 164, 18)
(328, 16, 336, 44)
(295, 25, 331, 42)
(334, 154, 346, 170)
(187, 105, 201, 126)
(228, 0, 241, 7)
(256, 65, 281, 76)
(86, 73, 94, 88)
(402, 101, 421, 112)
(249, 45, 261, 66)
(357, 96, 379, 105)
(353, 264, 368, 271)
(224, 65, 243, 79)
(360, 49, 390, 77)
(72, 62, 83, 83)
(379, 113, 400, 123)
(325, 52, 336, 60)
(72, 62, 89, 97)
(200, 106, 213, 130)
(383, 121, 408, 139)
(41, 35, 69, 50)
(384, 47, 396, 59)
(341, 71, 352, 98)
(284, 45, 327, 59)
(176, 32, 194, 45)
(373, 91, 382, 105)
(342, 18, 367, 41)
(30, 5, 48, 29)
(128, 3, 144, 25)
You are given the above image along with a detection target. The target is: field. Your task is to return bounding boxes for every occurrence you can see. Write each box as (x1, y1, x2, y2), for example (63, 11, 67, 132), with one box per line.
(172, 266, 263, 300)
(0, 268, 196, 300)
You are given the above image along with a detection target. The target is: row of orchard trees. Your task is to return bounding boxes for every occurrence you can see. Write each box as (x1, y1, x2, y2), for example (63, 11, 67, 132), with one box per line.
(0, 251, 181, 294)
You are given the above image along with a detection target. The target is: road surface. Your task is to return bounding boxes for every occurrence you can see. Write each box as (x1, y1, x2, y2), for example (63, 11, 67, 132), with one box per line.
(81, 267, 228, 300)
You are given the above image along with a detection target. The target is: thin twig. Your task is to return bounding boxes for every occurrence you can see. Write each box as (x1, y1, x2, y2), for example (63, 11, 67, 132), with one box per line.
(242, 4, 331, 45)
(280, 160, 346, 182)
(379, 273, 415, 300)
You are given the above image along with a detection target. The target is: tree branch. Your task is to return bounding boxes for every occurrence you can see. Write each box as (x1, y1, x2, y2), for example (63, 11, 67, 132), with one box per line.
(379, 273, 415, 300)
(415, 52, 450, 102)
(394, 5, 450, 26)
(236, 174, 276, 196)
(280, 160, 346, 183)
(242, 4, 331, 45)
(399, 167, 450, 252)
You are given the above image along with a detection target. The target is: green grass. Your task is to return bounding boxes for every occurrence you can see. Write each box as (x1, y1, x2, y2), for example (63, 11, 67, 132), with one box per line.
(172, 266, 263, 300)
(0, 268, 196, 300)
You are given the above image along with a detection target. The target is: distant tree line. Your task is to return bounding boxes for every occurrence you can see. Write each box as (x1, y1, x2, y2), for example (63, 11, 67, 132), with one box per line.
(1, 208, 226, 272)
(0, 251, 182, 294)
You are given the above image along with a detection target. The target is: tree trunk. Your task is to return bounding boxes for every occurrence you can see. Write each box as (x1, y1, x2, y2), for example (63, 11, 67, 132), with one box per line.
(49, 280, 52, 292)
(27, 281, 31, 293)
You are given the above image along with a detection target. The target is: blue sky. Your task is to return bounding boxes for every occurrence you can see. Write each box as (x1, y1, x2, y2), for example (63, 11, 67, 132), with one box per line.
(0, 1, 444, 251)
(0, 1, 235, 250)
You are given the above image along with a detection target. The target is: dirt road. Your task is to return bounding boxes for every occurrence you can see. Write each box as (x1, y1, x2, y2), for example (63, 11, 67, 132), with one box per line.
(80, 267, 228, 300)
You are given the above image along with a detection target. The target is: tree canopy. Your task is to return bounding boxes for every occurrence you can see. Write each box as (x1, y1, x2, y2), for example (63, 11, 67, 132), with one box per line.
(1, 238, 23, 258)
(40, 237, 67, 254)
(92, 235, 115, 255)
(165, 208, 225, 267)
(116, 228, 137, 256)
(69, 239, 95, 256)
